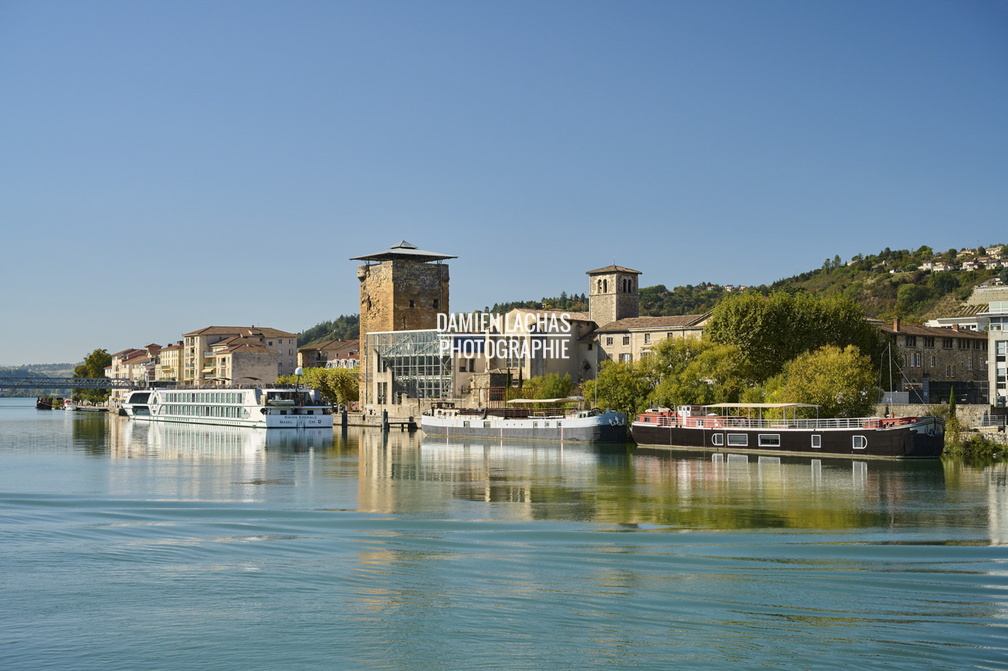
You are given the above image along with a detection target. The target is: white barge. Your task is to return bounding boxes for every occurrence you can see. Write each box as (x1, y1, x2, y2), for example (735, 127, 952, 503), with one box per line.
(421, 399, 627, 443)
(121, 386, 334, 429)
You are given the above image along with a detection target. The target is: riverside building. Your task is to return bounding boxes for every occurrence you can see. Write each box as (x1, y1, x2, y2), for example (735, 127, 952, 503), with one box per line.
(351, 243, 708, 414)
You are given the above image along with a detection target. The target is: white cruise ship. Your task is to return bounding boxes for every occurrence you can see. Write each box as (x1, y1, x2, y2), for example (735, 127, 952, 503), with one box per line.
(121, 386, 334, 429)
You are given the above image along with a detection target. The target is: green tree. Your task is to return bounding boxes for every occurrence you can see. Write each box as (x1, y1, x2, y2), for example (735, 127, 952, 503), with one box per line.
(581, 360, 651, 418)
(766, 345, 878, 417)
(510, 373, 574, 401)
(277, 367, 358, 406)
(705, 292, 884, 382)
(896, 283, 931, 313)
(73, 348, 112, 404)
(927, 272, 959, 295)
(538, 373, 573, 399)
(297, 315, 360, 347)
(646, 337, 753, 408)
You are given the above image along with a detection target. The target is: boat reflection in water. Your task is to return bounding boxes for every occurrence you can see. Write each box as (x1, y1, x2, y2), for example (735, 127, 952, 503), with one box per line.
(119, 419, 334, 459)
(630, 446, 948, 530)
(356, 434, 950, 530)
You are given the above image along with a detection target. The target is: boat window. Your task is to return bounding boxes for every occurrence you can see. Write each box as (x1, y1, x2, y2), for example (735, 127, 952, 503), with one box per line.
(712, 434, 724, 446)
(463, 421, 470, 428)
(811, 434, 821, 449)
(758, 434, 780, 447)
(727, 433, 748, 446)
(483, 421, 491, 428)
(853, 435, 867, 450)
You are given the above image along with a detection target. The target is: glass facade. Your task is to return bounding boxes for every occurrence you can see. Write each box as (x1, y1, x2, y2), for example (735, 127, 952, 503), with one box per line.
(367, 331, 454, 400)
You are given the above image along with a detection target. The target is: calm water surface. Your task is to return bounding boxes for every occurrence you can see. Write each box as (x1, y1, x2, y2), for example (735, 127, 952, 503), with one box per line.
(2, 398, 1007, 670)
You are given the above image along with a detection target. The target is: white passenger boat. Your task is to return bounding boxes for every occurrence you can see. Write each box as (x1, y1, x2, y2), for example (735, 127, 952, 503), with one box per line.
(121, 386, 334, 429)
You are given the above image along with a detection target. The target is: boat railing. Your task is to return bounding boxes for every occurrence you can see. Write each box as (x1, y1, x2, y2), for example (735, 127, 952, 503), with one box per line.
(640, 415, 915, 430)
(980, 415, 1007, 428)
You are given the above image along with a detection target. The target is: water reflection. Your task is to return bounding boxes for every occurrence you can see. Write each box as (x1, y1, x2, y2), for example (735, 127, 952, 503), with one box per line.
(114, 419, 335, 459)
(629, 448, 954, 530)
(345, 433, 1002, 532)
(54, 413, 1008, 542)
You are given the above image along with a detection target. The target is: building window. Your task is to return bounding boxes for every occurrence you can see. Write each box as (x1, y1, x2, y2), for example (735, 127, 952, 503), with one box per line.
(943, 338, 953, 349)
(606, 337, 613, 346)
(905, 336, 916, 347)
(409, 300, 415, 308)
(622, 336, 630, 346)
(433, 299, 439, 309)
(644, 333, 651, 344)
(619, 353, 632, 363)
(924, 337, 935, 348)
(969, 357, 973, 371)
(930, 355, 936, 368)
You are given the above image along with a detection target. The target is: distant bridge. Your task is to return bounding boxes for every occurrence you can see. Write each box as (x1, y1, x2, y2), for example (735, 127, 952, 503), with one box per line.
(0, 377, 144, 391)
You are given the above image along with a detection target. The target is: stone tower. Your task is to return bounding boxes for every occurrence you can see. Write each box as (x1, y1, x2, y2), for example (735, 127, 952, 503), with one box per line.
(351, 241, 455, 406)
(587, 265, 641, 326)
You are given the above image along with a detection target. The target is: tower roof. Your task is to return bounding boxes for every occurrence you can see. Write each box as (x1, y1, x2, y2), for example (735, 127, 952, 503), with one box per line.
(586, 264, 641, 275)
(350, 240, 456, 263)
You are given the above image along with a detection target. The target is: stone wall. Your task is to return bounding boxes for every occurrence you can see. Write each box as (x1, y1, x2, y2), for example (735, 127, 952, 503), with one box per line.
(967, 284, 1008, 306)
(358, 260, 449, 334)
(357, 259, 450, 407)
(876, 403, 1003, 430)
(588, 271, 638, 325)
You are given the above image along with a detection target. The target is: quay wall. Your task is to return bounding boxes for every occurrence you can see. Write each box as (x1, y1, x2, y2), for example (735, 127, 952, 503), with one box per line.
(877, 403, 1006, 431)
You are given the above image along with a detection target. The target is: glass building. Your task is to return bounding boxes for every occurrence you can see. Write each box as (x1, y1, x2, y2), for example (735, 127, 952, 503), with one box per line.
(365, 330, 453, 404)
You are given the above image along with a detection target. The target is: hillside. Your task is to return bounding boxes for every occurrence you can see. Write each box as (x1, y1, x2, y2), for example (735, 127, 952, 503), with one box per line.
(770, 245, 1007, 322)
(295, 243, 1008, 343)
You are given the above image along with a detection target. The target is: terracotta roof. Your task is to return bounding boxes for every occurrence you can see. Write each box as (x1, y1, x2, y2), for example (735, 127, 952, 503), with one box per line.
(595, 314, 710, 333)
(183, 325, 296, 338)
(211, 335, 268, 350)
(111, 348, 140, 358)
(506, 308, 592, 321)
(876, 322, 987, 339)
(299, 339, 360, 354)
(221, 342, 276, 355)
(586, 265, 641, 275)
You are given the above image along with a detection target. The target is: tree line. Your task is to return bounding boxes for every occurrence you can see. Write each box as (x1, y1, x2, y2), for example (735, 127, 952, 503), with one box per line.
(582, 292, 886, 420)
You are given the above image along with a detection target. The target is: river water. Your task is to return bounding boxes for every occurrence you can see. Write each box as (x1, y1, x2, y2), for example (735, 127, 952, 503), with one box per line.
(2, 397, 1007, 670)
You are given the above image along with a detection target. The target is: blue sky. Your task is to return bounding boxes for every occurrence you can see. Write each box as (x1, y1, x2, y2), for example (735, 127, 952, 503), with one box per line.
(2, 0, 1006, 365)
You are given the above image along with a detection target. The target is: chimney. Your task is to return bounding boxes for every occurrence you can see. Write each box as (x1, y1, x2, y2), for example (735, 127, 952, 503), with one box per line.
(893, 318, 900, 333)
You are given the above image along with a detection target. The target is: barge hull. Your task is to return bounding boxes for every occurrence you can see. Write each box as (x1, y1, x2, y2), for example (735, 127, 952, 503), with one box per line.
(630, 424, 943, 459)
